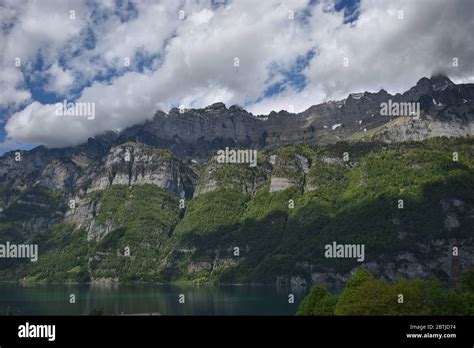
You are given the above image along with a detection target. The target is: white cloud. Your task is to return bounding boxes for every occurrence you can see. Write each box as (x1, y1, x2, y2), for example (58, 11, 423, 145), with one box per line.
(0, 67, 31, 108)
(303, 0, 474, 97)
(4, 0, 315, 147)
(44, 63, 75, 95)
(188, 8, 215, 26)
(1, 0, 87, 64)
(4, 101, 94, 148)
(2, 0, 474, 149)
(0, 0, 88, 109)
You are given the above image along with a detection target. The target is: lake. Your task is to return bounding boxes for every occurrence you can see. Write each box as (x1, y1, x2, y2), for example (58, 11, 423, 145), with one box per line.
(0, 282, 307, 315)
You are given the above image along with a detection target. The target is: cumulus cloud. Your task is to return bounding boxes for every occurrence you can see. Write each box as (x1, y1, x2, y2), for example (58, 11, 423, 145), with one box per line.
(0, 68, 31, 108)
(250, 0, 474, 112)
(4, 101, 88, 148)
(44, 63, 75, 95)
(304, 0, 474, 98)
(2, 0, 474, 149)
(0, 0, 88, 109)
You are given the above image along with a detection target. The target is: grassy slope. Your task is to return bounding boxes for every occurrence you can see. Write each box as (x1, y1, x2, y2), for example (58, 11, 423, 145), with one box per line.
(1, 137, 473, 283)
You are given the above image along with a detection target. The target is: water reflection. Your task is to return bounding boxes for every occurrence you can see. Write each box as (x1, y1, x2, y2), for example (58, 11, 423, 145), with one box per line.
(0, 282, 307, 315)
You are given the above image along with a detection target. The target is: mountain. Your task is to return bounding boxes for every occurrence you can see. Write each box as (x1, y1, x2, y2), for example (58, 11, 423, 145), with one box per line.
(0, 75, 473, 288)
(117, 74, 474, 159)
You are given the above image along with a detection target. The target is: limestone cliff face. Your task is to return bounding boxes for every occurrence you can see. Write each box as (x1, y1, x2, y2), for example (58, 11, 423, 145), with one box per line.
(116, 75, 474, 159)
(120, 104, 264, 161)
(375, 117, 474, 143)
(192, 150, 311, 196)
(86, 143, 197, 198)
(64, 196, 102, 241)
(1, 75, 474, 285)
(63, 143, 198, 240)
(193, 154, 271, 197)
(1, 75, 473, 202)
(0, 141, 198, 241)
(38, 159, 80, 191)
(269, 153, 310, 193)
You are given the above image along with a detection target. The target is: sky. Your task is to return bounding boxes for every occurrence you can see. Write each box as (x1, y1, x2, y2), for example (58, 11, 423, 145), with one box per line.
(1, 0, 474, 154)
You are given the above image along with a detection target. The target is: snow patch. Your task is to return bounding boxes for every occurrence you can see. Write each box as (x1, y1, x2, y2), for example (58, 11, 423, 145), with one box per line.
(432, 83, 451, 91)
(349, 93, 363, 100)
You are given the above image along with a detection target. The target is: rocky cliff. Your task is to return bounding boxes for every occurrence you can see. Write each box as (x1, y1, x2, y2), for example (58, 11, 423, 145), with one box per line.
(0, 75, 473, 287)
(114, 75, 474, 159)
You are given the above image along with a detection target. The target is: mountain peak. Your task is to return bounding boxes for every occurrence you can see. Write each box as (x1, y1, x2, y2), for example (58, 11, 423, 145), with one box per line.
(429, 74, 454, 90)
(410, 74, 454, 96)
(205, 102, 227, 111)
(229, 104, 244, 113)
(416, 74, 453, 90)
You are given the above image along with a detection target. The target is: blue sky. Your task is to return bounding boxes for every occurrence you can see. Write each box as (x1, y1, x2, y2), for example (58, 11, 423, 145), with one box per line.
(0, 0, 363, 155)
(1, 0, 472, 155)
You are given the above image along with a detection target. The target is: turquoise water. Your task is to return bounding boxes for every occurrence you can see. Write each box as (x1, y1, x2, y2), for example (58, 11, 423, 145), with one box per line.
(0, 282, 306, 315)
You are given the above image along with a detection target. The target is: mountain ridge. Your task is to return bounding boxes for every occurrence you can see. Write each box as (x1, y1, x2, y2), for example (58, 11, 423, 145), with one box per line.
(3, 74, 474, 162)
(0, 75, 473, 288)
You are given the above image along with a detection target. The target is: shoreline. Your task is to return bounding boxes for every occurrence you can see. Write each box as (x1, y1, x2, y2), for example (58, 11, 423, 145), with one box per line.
(0, 279, 305, 288)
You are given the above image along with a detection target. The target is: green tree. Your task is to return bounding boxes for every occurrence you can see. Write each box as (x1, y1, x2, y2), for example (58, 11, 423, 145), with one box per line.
(296, 286, 331, 315)
(459, 267, 474, 293)
(314, 294, 338, 315)
(346, 268, 373, 289)
(392, 279, 432, 315)
(335, 279, 397, 315)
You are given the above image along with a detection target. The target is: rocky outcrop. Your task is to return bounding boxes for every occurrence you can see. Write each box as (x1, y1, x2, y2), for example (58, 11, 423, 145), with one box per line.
(1, 74, 474, 286)
(304, 238, 474, 291)
(38, 159, 79, 191)
(112, 75, 474, 159)
(86, 143, 197, 198)
(1, 75, 473, 203)
(269, 177, 295, 193)
(194, 155, 271, 197)
(375, 117, 474, 143)
(64, 195, 104, 240)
